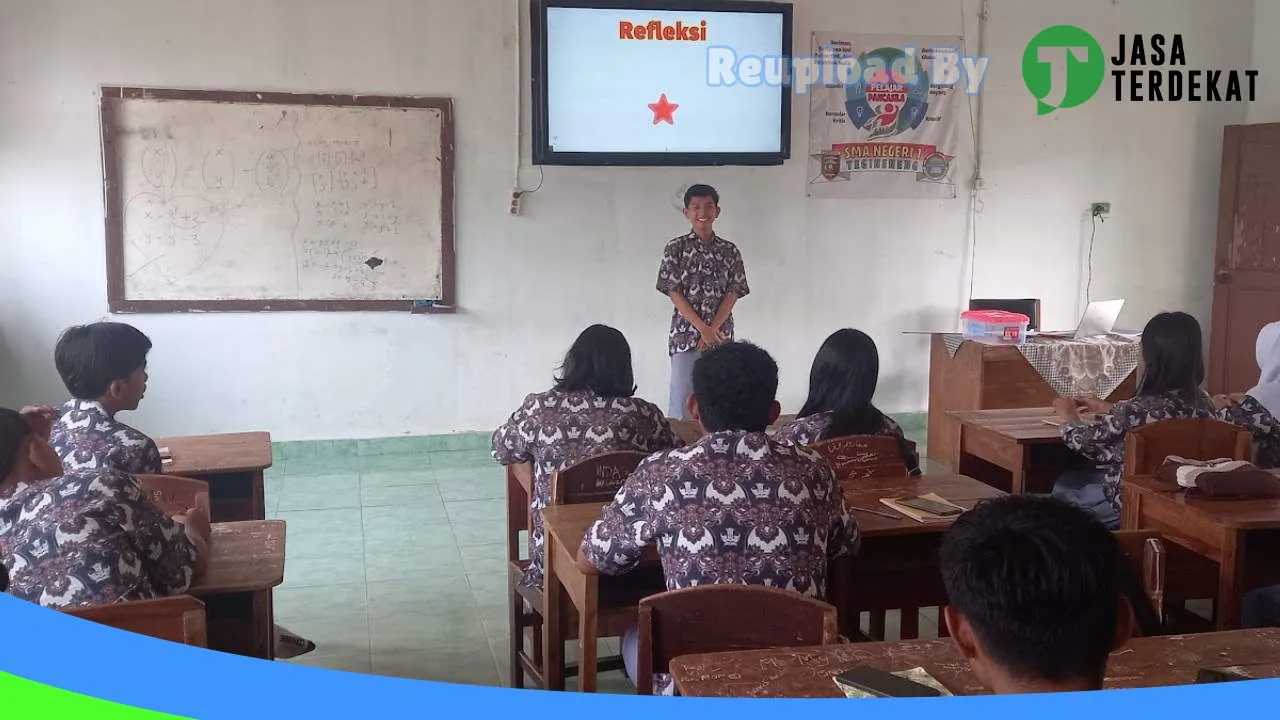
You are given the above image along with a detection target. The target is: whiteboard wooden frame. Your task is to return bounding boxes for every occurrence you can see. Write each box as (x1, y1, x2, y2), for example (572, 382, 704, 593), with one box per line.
(100, 86, 456, 313)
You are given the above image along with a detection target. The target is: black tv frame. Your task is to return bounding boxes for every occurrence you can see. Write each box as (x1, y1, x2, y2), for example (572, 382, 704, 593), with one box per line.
(530, 0, 793, 167)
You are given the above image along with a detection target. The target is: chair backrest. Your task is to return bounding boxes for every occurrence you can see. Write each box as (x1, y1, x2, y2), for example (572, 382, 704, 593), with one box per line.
(637, 585, 838, 695)
(810, 435, 910, 481)
(550, 451, 649, 506)
(1122, 418, 1252, 479)
(668, 419, 703, 445)
(1114, 530, 1166, 634)
(64, 595, 208, 647)
(505, 465, 529, 564)
(136, 474, 209, 517)
(968, 298, 1041, 330)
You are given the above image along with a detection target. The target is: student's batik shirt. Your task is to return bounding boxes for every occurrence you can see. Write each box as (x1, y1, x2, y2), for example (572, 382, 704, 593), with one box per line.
(655, 233, 749, 356)
(772, 410, 922, 475)
(582, 430, 859, 596)
(491, 389, 680, 587)
(1217, 395, 1280, 469)
(1060, 389, 1216, 517)
(50, 400, 163, 475)
(0, 469, 197, 609)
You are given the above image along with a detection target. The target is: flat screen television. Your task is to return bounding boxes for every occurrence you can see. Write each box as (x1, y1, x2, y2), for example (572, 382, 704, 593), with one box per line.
(531, 0, 793, 166)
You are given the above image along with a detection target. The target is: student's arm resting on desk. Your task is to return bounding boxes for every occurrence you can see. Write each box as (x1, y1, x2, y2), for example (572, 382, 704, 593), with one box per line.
(104, 471, 200, 594)
(172, 494, 212, 578)
(1217, 395, 1280, 441)
(580, 467, 661, 576)
(1059, 405, 1129, 462)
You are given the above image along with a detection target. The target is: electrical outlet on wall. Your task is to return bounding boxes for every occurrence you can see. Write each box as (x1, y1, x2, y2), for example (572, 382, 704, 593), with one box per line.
(510, 190, 523, 216)
(1091, 202, 1111, 217)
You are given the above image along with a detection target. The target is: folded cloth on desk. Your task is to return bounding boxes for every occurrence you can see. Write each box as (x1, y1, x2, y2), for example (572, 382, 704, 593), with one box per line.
(1157, 457, 1280, 498)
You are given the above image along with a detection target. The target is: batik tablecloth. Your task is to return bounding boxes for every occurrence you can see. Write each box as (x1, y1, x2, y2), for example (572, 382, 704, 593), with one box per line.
(942, 334, 1140, 399)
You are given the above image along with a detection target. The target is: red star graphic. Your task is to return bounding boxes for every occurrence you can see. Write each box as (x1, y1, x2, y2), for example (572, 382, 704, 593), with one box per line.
(648, 93, 678, 125)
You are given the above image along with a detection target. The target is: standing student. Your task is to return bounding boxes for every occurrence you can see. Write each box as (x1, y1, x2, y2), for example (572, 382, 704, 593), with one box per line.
(1051, 312, 1215, 529)
(491, 324, 680, 589)
(581, 342, 858, 694)
(940, 495, 1134, 694)
(0, 406, 208, 609)
(1212, 320, 1280, 469)
(773, 328, 921, 474)
(655, 184, 750, 419)
(49, 322, 162, 475)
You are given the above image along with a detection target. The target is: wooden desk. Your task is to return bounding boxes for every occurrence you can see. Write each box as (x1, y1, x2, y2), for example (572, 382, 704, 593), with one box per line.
(189, 520, 285, 659)
(670, 628, 1280, 698)
(950, 408, 1075, 494)
(1122, 475, 1280, 630)
(541, 474, 1002, 691)
(833, 474, 1003, 639)
(158, 433, 273, 523)
(927, 335, 1136, 471)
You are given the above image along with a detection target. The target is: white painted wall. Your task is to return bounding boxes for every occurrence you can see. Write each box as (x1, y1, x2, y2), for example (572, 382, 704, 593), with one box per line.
(0, 0, 1259, 440)
(1249, 0, 1280, 123)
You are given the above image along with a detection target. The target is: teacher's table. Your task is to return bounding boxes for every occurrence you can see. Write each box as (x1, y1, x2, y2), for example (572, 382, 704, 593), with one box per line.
(670, 628, 1280, 698)
(926, 334, 1138, 472)
(1122, 474, 1280, 630)
(190, 519, 286, 659)
(158, 432, 273, 523)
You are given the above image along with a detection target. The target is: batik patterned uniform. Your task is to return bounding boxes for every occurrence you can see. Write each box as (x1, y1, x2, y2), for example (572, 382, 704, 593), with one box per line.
(491, 390, 680, 587)
(655, 233, 749, 356)
(0, 469, 197, 609)
(582, 430, 860, 596)
(773, 410, 922, 475)
(50, 400, 162, 475)
(1060, 390, 1216, 516)
(1217, 395, 1280, 469)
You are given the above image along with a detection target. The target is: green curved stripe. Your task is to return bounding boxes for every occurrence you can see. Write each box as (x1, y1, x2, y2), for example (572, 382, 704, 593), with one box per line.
(0, 671, 190, 719)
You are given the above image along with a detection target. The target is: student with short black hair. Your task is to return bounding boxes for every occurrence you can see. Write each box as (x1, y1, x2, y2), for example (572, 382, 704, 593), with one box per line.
(49, 322, 162, 475)
(492, 324, 680, 588)
(1052, 312, 1215, 529)
(656, 184, 750, 419)
(940, 495, 1134, 694)
(0, 406, 207, 609)
(583, 342, 858, 694)
(774, 329, 921, 474)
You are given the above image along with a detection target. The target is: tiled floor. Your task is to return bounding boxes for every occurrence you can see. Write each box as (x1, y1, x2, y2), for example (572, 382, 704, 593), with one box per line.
(266, 428, 938, 690)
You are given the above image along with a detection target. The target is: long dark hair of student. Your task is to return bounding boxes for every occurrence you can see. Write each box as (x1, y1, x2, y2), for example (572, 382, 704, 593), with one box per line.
(553, 324, 637, 398)
(797, 329, 886, 440)
(0, 408, 30, 486)
(1137, 312, 1205, 396)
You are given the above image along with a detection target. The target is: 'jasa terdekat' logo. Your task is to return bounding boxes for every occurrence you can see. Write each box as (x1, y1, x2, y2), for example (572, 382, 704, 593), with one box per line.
(619, 20, 708, 41)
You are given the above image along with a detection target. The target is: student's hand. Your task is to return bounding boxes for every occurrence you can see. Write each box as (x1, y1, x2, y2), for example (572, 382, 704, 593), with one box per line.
(1052, 397, 1082, 422)
(1211, 394, 1245, 411)
(1077, 397, 1114, 415)
(19, 405, 56, 440)
(175, 494, 212, 546)
(574, 550, 598, 575)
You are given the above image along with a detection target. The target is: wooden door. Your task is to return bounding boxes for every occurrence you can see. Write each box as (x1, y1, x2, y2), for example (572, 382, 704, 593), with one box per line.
(1209, 123, 1280, 394)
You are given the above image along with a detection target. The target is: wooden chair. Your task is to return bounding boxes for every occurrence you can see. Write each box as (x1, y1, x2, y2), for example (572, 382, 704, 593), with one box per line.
(968, 298, 1041, 330)
(64, 596, 208, 647)
(1114, 530, 1166, 635)
(811, 435, 909, 481)
(636, 585, 838, 695)
(508, 451, 651, 689)
(1122, 418, 1252, 479)
(137, 474, 209, 516)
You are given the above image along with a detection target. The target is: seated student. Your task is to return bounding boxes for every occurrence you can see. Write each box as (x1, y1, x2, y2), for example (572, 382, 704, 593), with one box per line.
(940, 495, 1134, 694)
(1052, 312, 1215, 529)
(491, 324, 680, 588)
(49, 322, 162, 475)
(581, 342, 859, 694)
(773, 328, 921, 474)
(1212, 320, 1280, 469)
(0, 406, 208, 609)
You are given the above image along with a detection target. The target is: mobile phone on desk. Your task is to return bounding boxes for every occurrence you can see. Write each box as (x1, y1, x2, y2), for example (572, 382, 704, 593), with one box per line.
(1196, 668, 1250, 684)
(834, 667, 941, 698)
(897, 497, 963, 517)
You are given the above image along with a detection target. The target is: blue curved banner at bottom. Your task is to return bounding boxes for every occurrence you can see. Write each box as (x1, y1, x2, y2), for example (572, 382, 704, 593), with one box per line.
(1, 594, 1277, 718)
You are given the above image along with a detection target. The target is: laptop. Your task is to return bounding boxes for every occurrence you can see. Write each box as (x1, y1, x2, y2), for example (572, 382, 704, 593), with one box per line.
(1036, 299, 1126, 339)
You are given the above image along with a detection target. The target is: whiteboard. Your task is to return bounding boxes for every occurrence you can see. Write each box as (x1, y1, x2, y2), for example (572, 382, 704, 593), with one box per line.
(100, 88, 455, 312)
